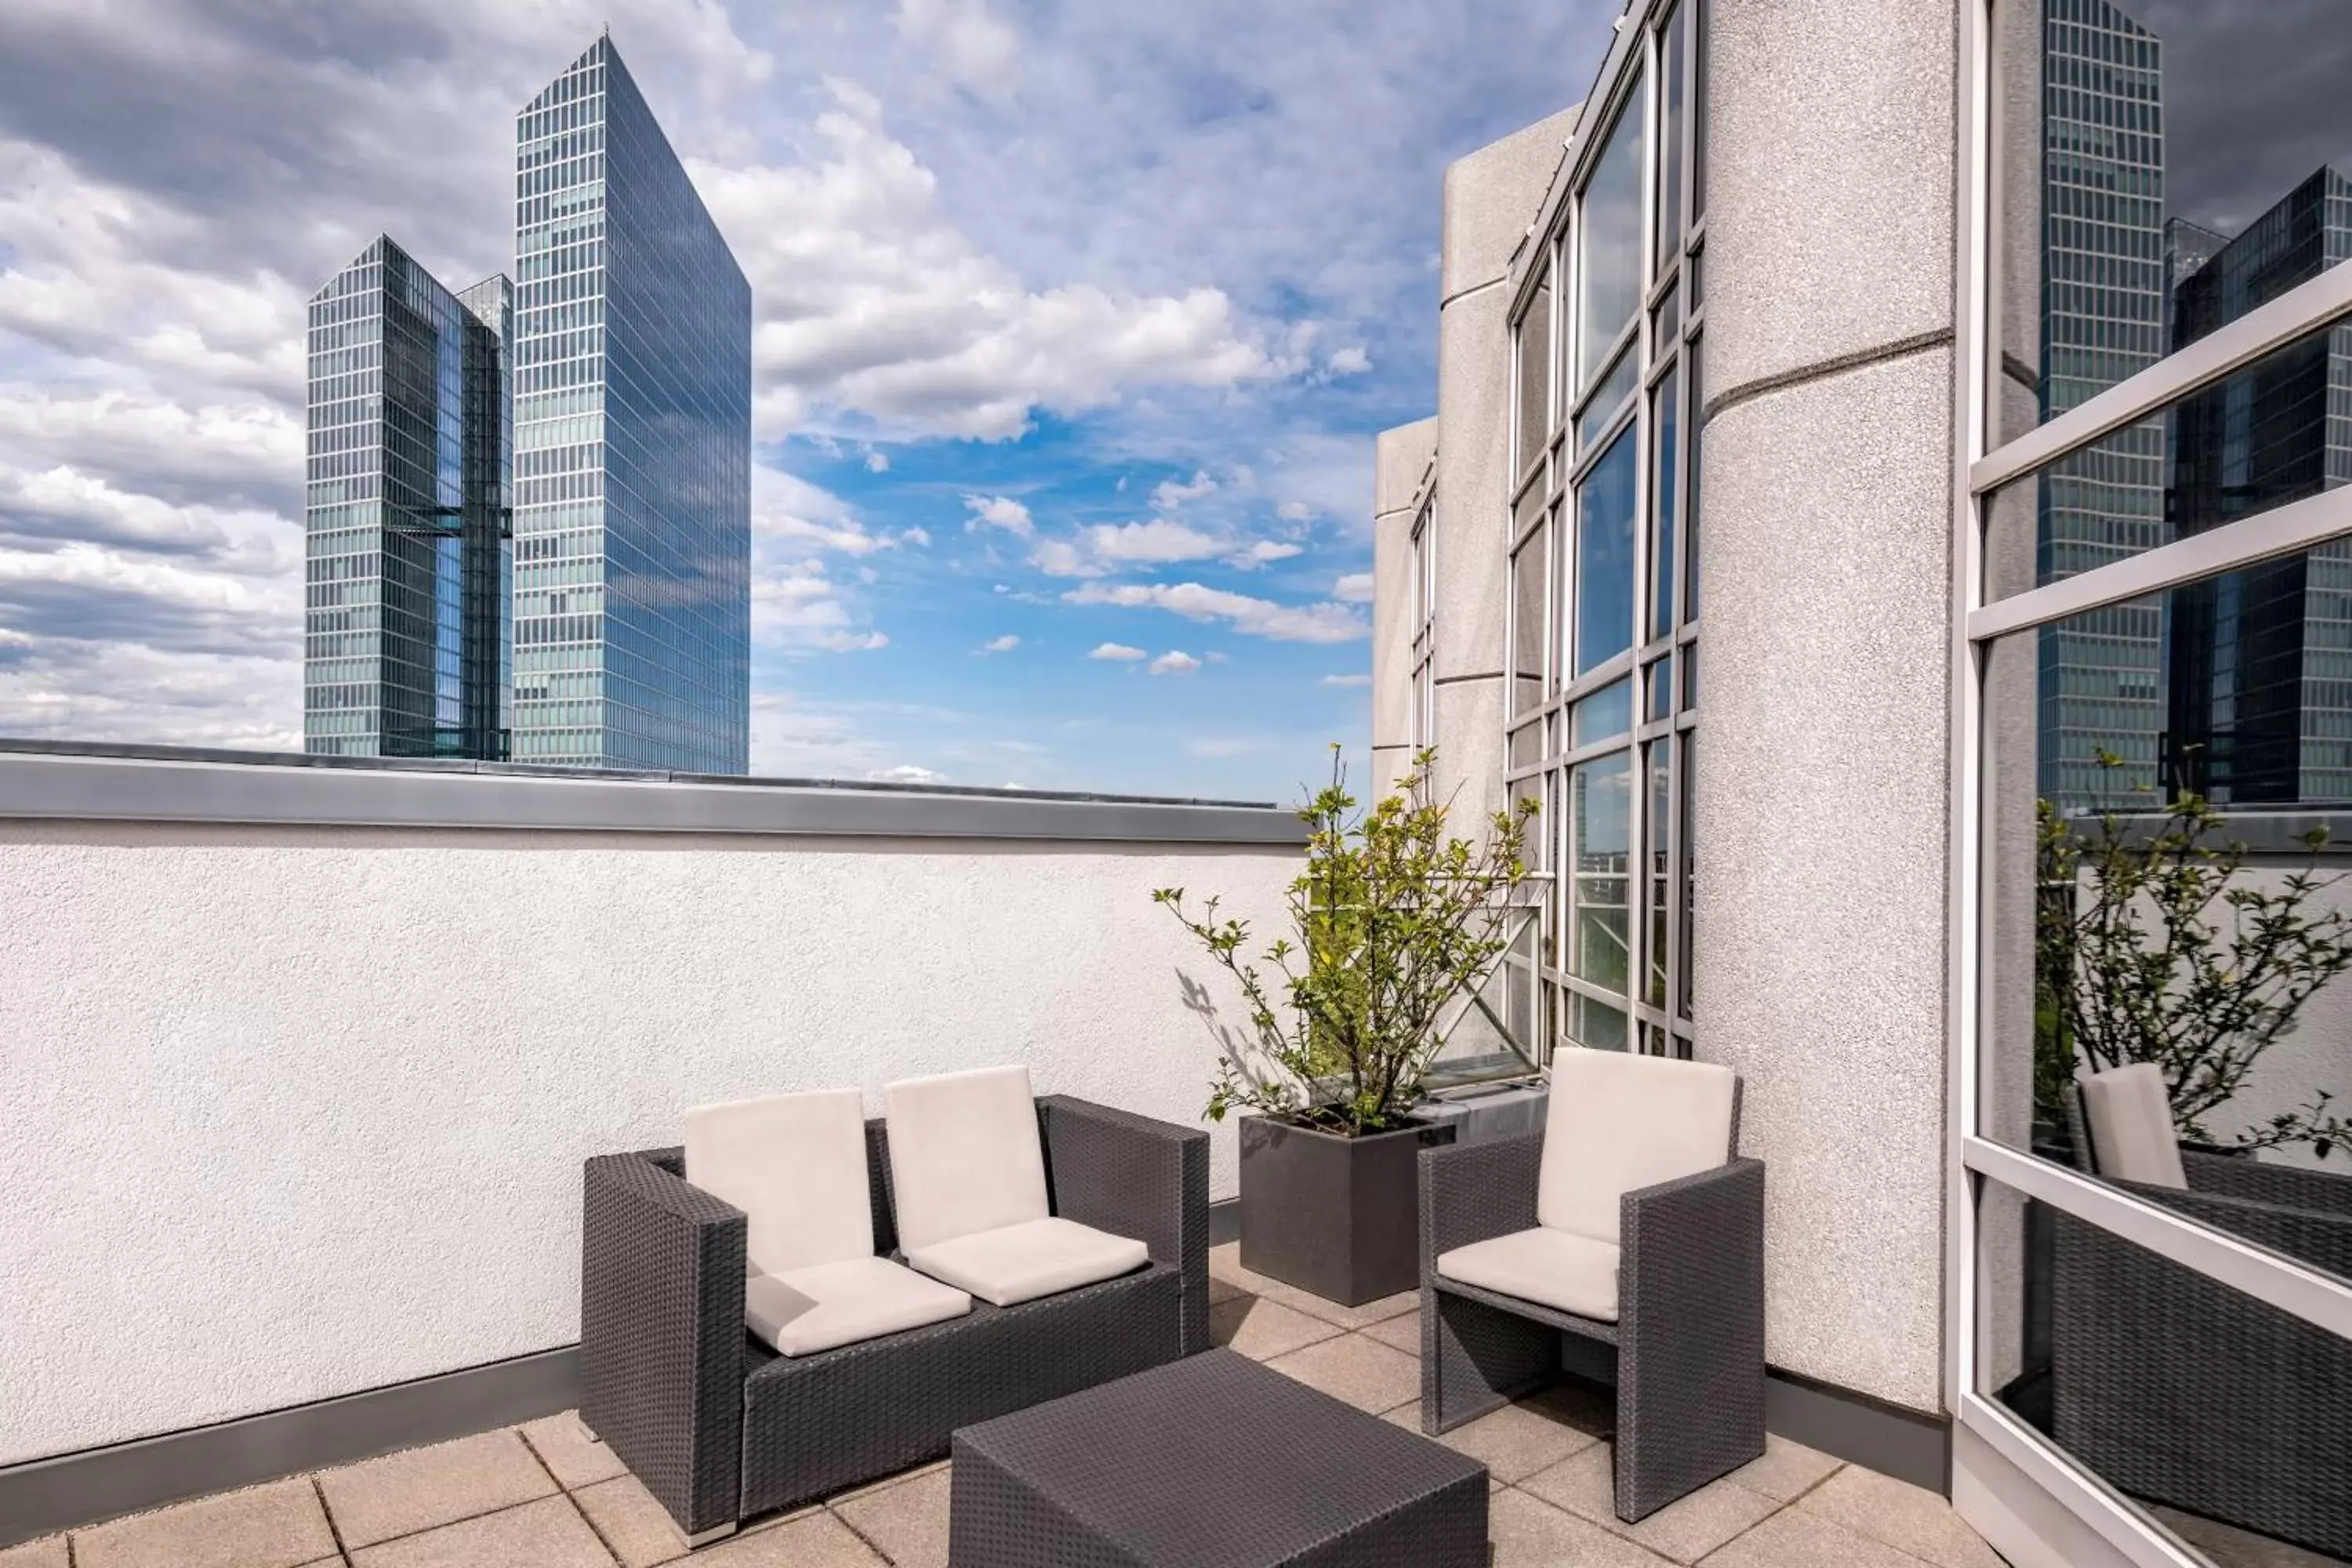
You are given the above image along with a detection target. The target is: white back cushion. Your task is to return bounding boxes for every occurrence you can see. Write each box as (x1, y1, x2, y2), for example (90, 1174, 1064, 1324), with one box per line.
(1538, 1049, 1737, 1245)
(684, 1089, 874, 1276)
(884, 1065, 1051, 1252)
(2080, 1063, 2187, 1189)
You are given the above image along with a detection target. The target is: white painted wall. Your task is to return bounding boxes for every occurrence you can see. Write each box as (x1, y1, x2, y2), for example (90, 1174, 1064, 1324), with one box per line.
(0, 820, 1297, 1465)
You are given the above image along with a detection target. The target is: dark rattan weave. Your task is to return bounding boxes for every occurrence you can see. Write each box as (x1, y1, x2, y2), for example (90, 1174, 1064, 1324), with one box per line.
(948, 1348, 1489, 1566)
(582, 1094, 1208, 1536)
(2050, 1152, 2352, 1559)
(1418, 1084, 1765, 1523)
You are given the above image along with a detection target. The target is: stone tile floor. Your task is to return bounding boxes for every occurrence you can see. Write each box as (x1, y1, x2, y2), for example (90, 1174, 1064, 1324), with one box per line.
(9, 1243, 2013, 1568)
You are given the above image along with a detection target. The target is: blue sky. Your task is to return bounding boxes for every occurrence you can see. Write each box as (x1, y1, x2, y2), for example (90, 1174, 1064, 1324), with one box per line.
(0, 0, 1611, 802)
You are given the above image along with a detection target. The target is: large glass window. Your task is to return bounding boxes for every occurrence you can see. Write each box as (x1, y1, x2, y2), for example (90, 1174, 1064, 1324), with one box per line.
(1578, 80, 1649, 388)
(1574, 429, 1639, 675)
(1517, 270, 1553, 481)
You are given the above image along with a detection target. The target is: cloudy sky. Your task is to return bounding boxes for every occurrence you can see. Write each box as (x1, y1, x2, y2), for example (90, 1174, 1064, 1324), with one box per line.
(0, 0, 1610, 802)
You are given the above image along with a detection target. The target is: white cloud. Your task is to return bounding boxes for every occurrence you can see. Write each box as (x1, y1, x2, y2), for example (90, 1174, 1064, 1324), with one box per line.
(1333, 572, 1375, 603)
(963, 493, 1034, 537)
(1149, 649, 1201, 675)
(811, 629, 891, 652)
(864, 448, 891, 472)
(1276, 499, 1316, 523)
(1151, 470, 1218, 510)
(866, 761, 947, 784)
(755, 464, 919, 557)
(894, 0, 1019, 95)
(1087, 641, 1147, 661)
(1325, 346, 1371, 375)
(1224, 539, 1302, 570)
(1319, 673, 1372, 687)
(1065, 581, 1366, 644)
(977, 633, 1020, 653)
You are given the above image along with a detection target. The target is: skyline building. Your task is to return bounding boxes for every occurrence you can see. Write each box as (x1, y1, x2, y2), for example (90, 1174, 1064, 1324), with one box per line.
(303, 237, 513, 760)
(506, 36, 753, 773)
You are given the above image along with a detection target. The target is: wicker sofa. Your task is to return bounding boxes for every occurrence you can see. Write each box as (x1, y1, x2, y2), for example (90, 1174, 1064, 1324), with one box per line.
(1418, 1050, 1765, 1523)
(2053, 1067, 2352, 1559)
(579, 1089, 1209, 1541)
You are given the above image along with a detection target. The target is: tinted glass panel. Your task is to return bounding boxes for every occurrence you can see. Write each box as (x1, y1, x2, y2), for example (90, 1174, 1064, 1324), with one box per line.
(1576, 426, 1639, 674)
(1580, 78, 1648, 388)
(1645, 735, 1672, 1006)
(1571, 677, 1634, 747)
(1577, 340, 1641, 454)
(1991, 0, 2352, 447)
(1569, 751, 1632, 994)
(1518, 272, 1553, 476)
(1656, 3, 1686, 274)
(1512, 522, 1548, 715)
(1650, 364, 1681, 639)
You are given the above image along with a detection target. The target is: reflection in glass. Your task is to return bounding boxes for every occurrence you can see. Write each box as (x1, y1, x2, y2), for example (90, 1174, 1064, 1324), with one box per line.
(1572, 993, 1629, 1051)
(1579, 78, 1647, 388)
(1650, 364, 1680, 640)
(1685, 335, 1704, 621)
(1575, 427, 1639, 675)
(1655, 2, 1685, 278)
(1677, 731, 1695, 1020)
(1571, 677, 1633, 748)
(1646, 736, 1672, 1007)
(1512, 522, 1548, 715)
(1517, 271, 1553, 476)
(1578, 343, 1641, 455)
(1570, 752, 1632, 995)
(1646, 656, 1673, 721)
(1976, 1175, 2351, 1564)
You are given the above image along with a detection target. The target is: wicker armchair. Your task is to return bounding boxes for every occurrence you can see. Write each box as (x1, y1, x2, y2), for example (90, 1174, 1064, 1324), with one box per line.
(1418, 1050, 1765, 1522)
(2052, 1069, 2352, 1559)
(580, 1090, 1208, 1541)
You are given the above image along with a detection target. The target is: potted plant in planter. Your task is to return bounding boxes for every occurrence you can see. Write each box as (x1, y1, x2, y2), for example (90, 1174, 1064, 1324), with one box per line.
(1155, 745, 1535, 1305)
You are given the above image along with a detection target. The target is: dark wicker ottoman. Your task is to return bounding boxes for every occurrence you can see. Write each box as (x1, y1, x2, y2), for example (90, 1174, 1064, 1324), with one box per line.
(947, 1348, 1488, 1566)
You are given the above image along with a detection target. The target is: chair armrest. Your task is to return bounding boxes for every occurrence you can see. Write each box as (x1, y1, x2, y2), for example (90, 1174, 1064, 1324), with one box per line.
(2185, 1150, 2352, 1218)
(2127, 1174, 2352, 1280)
(580, 1149, 747, 1537)
(1420, 1132, 1545, 1278)
(1621, 1158, 1766, 1317)
(1038, 1096, 1211, 1353)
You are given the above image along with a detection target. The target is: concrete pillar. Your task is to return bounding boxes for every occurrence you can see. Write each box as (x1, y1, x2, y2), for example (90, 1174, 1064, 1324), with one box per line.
(1694, 0, 1960, 1414)
(1431, 107, 1579, 838)
(1371, 419, 1436, 803)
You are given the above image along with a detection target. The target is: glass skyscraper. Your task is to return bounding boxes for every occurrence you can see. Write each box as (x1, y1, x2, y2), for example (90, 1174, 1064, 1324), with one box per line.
(508, 36, 753, 774)
(2034, 0, 2167, 812)
(303, 238, 513, 760)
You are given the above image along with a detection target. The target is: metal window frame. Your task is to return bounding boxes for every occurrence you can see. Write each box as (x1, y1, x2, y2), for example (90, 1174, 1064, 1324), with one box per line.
(1949, 1, 2352, 1562)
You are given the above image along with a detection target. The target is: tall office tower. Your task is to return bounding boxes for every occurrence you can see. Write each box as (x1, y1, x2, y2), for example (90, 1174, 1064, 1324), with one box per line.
(508, 36, 753, 774)
(2034, 0, 2166, 813)
(303, 238, 514, 760)
(2162, 167, 2352, 804)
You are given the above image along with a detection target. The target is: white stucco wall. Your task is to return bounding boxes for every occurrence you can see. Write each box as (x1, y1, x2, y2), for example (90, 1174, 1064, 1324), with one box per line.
(0, 820, 1297, 1465)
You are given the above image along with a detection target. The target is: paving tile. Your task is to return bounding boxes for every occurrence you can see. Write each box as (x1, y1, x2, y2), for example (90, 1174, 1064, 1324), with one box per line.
(1207, 1270, 1247, 1305)
(1522, 1376, 1616, 1440)
(1209, 1294, 1342, 1361)
(1725, 1436, 1843, 1503)
(73, 1477, 337, 1568)
(1798, 1466, 2005, 1568)
(1361, 1306, 1422, 1354)
(520, 1410, 628, 1490)
(0, 1537, 68, 1568)
(573, 1475, 689, 1567)
(1207, 1242, 1272, 1294)
(1520, 1444, 1779, 1563)
(1383, 1398, 1602, 1485)
(318, 1429, 557, 1548)
(1205, 1244, 1417, 1330)
(350, 1494, 607, 1567)
(1264, 1332, 1422, 1414)
(1697, 1506, 1929, 1567)
(695, 1510, 887, 1565)
(831, 1465, 950, 1567)
(1489, 1487, 1676, 1567)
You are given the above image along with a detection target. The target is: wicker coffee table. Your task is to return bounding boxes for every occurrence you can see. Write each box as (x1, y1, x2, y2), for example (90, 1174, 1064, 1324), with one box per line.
(947, 1348, 1488, 1566)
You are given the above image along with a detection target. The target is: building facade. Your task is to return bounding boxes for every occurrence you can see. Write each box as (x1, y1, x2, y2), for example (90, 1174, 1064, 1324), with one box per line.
(1373, 2, 2351, 1566)
(507, 37, 753, 775)
(303, 238, 512, 760)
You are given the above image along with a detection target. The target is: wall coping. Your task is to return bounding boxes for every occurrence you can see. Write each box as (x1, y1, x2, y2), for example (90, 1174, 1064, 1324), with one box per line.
(0, 739, 1310, 847)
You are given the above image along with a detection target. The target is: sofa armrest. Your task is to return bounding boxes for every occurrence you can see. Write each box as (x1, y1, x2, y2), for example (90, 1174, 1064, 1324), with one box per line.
(1038, 1096, 1211, 1354)
(1420, 1132, 1545, 1279)
(2185, 1149, 2352, 1219)
(581, 1149, 748, 1537)
(2129, 1174, 2352, 1280)
(1617, 1156, 1767, 1518)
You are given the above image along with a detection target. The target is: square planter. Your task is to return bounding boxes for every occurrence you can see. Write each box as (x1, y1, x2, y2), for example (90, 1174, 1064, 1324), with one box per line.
(1238, 1113, 1456, 1306)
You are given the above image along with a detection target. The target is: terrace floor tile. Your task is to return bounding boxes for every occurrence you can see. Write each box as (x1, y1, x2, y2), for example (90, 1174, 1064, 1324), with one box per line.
(317, 1429, 557, 1548)
(71, 1478, 336, 1568)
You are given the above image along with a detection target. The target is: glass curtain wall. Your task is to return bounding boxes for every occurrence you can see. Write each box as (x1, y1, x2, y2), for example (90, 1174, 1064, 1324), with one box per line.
(1961, 2, 2352, 1563)
(1508, 0, 1708, 1059)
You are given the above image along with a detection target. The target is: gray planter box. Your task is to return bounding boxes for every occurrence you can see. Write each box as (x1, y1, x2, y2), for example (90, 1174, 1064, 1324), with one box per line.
(1238, 1113, 1456, 1306)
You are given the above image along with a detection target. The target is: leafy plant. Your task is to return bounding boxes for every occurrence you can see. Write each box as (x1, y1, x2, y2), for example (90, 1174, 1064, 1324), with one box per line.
(1154, 745, 1537, 1137)
(2037, 756, 2352, 1159)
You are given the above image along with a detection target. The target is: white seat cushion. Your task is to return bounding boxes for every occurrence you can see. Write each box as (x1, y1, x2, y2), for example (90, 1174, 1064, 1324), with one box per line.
(746, 1255, 971, 1357)
(884, 1065, 1051, 1253)
(1540, 1049, 1737, 1245)
(1436, 1226, 1623, 1323)
(2080, 1063, 2187, 1189)
(684, 1089, 873, 1276)
(906, 1216, 1149, 1308)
